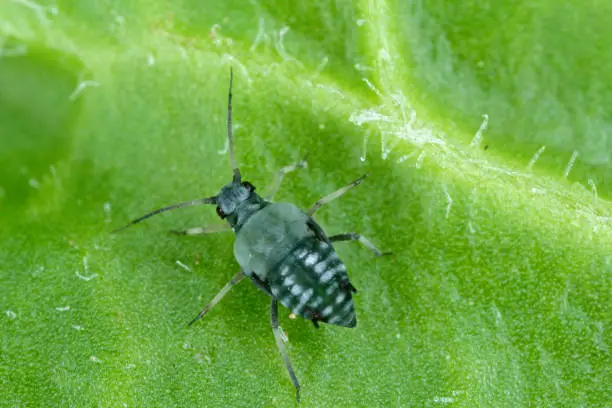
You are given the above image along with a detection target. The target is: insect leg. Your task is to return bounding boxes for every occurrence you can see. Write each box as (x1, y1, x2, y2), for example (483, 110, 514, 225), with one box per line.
(188, 271, 245, 326)
(270, 298, 301, 403)
(264, 155, 309, 200)
(169, 224, 232, 236)
(329, 232, 391, 257)
(307, 174, 367, 216)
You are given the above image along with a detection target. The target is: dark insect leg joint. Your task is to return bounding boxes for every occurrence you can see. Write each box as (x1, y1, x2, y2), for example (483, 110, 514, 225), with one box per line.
(328, 232, 390, 257)
(339, 278, 358, 293)
(307, 309, 322, 328)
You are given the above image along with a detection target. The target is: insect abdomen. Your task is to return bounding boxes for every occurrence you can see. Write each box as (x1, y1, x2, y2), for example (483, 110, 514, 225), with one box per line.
(268, 237, 357, 328)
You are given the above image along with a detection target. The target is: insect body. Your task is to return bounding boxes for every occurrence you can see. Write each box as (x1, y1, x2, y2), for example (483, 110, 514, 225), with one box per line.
(233, 201, 357, 328)
(114, 70, 387, 402)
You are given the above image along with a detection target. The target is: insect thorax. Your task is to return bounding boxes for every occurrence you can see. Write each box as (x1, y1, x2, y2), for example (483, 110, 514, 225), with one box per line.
(233, 203, 313, 280)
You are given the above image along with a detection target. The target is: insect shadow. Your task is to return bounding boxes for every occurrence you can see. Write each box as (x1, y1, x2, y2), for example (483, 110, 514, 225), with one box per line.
(112, 69, 389, 403)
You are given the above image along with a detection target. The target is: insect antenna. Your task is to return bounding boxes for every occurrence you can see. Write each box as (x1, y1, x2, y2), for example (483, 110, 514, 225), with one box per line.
(227, 68, 241, 183)
(111, 196, 217, 233)
(113, 71, 239, 234)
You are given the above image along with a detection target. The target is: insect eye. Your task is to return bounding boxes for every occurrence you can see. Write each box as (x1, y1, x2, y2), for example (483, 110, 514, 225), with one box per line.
(242, 181, 255, 192)
(216, 206, 227, 219)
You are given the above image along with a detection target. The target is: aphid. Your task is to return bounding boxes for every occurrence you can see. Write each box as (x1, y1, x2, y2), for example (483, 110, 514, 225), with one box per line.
(113, 70, 388, 402)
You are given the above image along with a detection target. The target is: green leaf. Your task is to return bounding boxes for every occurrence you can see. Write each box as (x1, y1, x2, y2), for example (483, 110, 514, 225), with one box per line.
(1, 1, 610, 406)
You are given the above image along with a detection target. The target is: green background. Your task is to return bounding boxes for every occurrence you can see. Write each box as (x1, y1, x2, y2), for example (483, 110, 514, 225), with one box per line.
(1, 0, 610, 406)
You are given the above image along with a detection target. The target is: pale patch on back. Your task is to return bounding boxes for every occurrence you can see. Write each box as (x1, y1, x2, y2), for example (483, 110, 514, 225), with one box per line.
(290, 284, 303, 296)
(325, 282, 339, 296)
(281, 295, 293, 307)
(321, 305, 333, 317)
(295, 248, 309, 259)
(283, 274, 296, 287)
(280, 265, 291, 277)
(304, 253, 318, 267)
(294, 288, 314, 314)
(328, 315, 342, 324)
(314, 260, 328, 275)
(320, 269, 335, 283)
(341, 299, 354, 314)
(310, 296, 324, 309)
